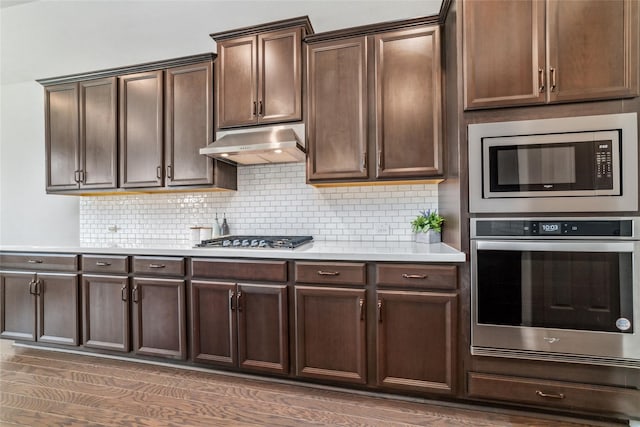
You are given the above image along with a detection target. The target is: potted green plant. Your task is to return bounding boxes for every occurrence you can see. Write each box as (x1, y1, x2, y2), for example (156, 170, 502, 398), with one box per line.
(411, 209, 444, 244)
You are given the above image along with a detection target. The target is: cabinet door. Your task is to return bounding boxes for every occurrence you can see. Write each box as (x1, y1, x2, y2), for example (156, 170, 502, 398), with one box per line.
(258, 28, 302, 124)
(37, 273, 79, 346)
(376, 290, 456, 395)
(44, 83, 79, 191)
(463, 0, 546, 109)
(217, 36, 258, 128)
(165, 61, 215, 186)
(237, 283, 288, 374)
(0, 272, 36, 341)
(547, 0, 639, 103)
(307, 37, 368, 181)
(374, 26, 443, 178)
(190, 280, 236, 366)
(79, 77, 117, 189)
(82, 275, 129, 352)
(119, 70, 164, 188)
(295, 286, 366, 384)
(132, 278, 186, 360)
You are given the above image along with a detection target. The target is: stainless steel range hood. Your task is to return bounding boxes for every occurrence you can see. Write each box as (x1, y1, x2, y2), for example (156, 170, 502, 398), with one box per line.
(200, 124, 305, 165)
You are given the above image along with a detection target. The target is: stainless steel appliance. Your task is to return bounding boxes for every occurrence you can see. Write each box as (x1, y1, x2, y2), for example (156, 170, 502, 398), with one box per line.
(196, 235, 313, 249)
(468, 113, 638, 213)
(471, 217, 640, 368)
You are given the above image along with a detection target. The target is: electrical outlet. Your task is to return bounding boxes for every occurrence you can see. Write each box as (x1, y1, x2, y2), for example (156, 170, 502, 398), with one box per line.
(107, 225, 119, 233)
(373, 224, 390, 235)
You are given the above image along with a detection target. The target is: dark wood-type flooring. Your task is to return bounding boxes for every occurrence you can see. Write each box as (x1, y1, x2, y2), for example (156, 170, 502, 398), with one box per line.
(0, 340, 620, 426)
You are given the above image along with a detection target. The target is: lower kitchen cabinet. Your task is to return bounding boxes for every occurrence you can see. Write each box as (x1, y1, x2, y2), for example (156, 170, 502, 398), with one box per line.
(294, 286, 367, 384)
(0, 271, 79, 346)
(82, 275, 130, 352)
(191, 281, 288, 374)
(376, 290, 457, 394)
(132, 278, 186, 360)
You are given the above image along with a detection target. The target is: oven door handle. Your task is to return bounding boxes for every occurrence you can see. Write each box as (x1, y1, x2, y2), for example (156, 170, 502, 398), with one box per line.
(475, 240, 635, 253)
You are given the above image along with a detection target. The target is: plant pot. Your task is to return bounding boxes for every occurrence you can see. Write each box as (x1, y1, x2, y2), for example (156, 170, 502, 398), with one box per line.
(415, 230, 441, 244)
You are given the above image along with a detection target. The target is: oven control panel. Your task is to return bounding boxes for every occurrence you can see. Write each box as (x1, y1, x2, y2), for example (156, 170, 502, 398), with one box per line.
(474, 219, 633, 237)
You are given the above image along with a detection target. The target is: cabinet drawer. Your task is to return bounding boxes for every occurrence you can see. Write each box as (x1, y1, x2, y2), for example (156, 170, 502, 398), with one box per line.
(468, 372, 640, 417)
(132, 256, 185, 277)
(82, 255, 128, 274)
(295, 262, 366, 286)
(192, 258, 287, 282)
(0, 253, 78, 272)
(376, 264, 456, 290)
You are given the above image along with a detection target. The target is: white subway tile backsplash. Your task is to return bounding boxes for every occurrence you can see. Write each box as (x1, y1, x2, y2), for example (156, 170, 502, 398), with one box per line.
(79, 163, 438, 246)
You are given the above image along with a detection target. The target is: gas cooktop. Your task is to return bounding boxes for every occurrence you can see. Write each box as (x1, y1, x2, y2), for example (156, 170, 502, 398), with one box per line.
(196, 235, 313, 249)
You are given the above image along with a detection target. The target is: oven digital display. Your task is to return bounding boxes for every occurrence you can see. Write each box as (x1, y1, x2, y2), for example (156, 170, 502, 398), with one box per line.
(539, 222, 561, 234)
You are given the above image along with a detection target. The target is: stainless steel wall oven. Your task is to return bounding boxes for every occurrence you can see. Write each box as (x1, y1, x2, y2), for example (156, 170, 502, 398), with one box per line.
(468, 113, 638, 213)
(471, 218, 640, 368)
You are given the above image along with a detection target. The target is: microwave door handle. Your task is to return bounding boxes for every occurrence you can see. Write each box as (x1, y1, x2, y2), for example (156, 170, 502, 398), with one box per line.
(475, 240, 635, 253)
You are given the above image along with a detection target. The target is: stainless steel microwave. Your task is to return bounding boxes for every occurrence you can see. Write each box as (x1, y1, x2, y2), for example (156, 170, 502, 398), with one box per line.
(468, 113, 638, 213)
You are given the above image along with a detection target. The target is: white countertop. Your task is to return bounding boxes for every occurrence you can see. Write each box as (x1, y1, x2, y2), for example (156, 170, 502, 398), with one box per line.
(0, 240, 466, 263)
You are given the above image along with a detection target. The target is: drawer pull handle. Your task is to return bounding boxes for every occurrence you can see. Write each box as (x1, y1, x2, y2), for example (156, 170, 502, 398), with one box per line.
(27, 259, 43, 264)
(317, 270, 340, 276)
(402, 274, 427, 280)
(96, 261, 112, 267)
(148, 264, 166, 269)
(536, 390, 565, 400)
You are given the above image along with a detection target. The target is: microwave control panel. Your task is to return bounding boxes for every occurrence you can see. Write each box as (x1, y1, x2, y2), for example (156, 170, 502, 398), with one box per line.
(595, 140, 613, 179)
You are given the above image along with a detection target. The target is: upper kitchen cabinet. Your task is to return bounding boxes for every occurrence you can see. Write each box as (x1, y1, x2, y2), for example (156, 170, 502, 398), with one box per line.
(211, 16, 314, 129)
(38, 54, 237, 194)
(305, 17, 443, 184)
(463, 0, 640, 110)
(44, 78, 117, 192)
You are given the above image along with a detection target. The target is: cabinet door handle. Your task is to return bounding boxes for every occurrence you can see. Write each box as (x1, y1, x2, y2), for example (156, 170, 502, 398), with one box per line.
(252, 101, 257, 117)
(32, 279, 41, 296)
(377, 299, 382, 323)
(402, 273, 427, 280)
(362, 152, 367, 170)
(538, 68, 545, 92)
(156, 166, 162, 179)
(121, 284, 127, 302)
(28, 279, 36, 295)
(258, 100, 263, 116)
(317, 270, 340, 276)
(536, 390, 565, 400)
(132, 286, 139, 303)
(550, 67, 557, 92)
(166, 165, 172, 179)
(237, 291, 243, 312)
(377, 150, 383, 169)
(27, 259, 43, 264)
(359, 298, 365, 321)
(229, 291, 236, 311)
(95, 261, 111, 267)
(148, 264, 165, 269)
(74, 170, 80, 183)
(80, 170, 86, 184)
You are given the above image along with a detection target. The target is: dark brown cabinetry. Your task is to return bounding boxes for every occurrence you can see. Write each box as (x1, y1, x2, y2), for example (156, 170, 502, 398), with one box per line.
(212, 17, 312, 128)
(294, 262, 367, 384)
(119, 70, 164, 188)
(376, 290, 456, 395)
(81, 255, 129, 352)
(131, 256, 186, 360)
(45, 78, 117, 192)
(375, 263, 457, 395)
(306, 19, 443, 183)
(190, 259, 289, 374)
(39, 54, 237, 194)
(0, 253, 79, 346)
(462, 0, 639, 109)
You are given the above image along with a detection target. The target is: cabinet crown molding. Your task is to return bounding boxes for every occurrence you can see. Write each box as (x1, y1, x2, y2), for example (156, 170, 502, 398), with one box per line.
(209, 15, 314, 41)
(36, 53, 216, 86)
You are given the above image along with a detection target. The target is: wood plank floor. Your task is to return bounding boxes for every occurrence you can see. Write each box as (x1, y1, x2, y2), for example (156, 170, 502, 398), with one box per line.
(0, 340, 621, 427)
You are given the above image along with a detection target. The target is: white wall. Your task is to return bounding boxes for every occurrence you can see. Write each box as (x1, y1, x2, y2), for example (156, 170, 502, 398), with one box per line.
(0, 0, 442, 246)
